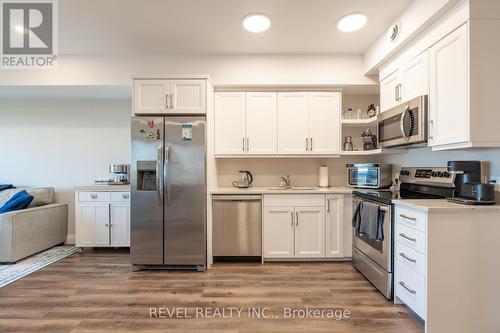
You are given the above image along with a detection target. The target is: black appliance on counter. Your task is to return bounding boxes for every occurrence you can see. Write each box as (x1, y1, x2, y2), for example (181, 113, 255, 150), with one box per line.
(447, 161, 496, 205)
(352, 166, 456, 299)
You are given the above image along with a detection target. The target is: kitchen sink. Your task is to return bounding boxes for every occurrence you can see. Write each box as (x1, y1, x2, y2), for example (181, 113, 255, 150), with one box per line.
(266, 186, 317, 191)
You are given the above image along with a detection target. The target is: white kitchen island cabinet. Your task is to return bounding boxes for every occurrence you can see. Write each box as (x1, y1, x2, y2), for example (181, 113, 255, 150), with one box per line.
(75, 188, 130, 247)
(393, 200, 500, 333)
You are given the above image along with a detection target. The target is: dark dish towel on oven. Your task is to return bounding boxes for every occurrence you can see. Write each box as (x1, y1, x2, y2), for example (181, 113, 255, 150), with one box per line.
(357, 201, 385, 241)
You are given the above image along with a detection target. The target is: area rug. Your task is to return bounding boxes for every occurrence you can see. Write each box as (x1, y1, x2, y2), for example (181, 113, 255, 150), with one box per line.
(0, 246, 80, 288)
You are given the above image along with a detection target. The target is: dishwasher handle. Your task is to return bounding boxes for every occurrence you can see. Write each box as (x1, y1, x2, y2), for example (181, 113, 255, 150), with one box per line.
(212, 195, 262, 202)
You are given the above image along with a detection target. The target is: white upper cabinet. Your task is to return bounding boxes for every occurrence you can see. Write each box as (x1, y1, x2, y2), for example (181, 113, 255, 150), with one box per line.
(277, 92, 310, 154)
(309, 92, 341, 155)
(245, 92, 277, 154)
(380, 69, 401, 112)
(134, 79, 207, 115)
(294, 206, 325, 258)
(429, 24, 469, 147)
(401, 51, 429, 102)
(169, 80, 206, 114)
(214, 92, 246, 155)
(134, 80, 169, 114)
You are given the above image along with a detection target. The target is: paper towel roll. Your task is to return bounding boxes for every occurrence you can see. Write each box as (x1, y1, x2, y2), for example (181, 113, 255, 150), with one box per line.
(318, 165, 329, 188)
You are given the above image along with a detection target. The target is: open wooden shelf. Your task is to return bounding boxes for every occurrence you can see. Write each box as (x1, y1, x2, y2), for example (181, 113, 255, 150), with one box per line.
(340, 148, 402, 156)
(341, 117, 378, 127)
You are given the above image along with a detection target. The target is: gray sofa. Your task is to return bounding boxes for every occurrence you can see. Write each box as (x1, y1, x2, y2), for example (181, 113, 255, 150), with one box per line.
(0, 187, 68, 263)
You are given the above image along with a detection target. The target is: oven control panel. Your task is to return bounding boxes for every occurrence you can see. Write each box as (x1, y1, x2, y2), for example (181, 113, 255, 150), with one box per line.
(399, 167, 455, 185)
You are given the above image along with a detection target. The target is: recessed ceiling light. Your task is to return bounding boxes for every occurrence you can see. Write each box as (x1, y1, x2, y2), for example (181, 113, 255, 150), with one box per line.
(337, 13, 367, 32)
(243, 14, 271, 33)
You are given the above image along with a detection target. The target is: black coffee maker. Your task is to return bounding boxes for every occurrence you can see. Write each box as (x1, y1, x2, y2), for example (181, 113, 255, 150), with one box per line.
(447, 161, 496, 205)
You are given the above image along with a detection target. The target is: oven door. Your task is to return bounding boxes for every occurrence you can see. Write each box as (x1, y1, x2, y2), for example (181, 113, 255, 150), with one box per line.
(378, 95, 427, 148)
(347, 167, 380, 188)
(352, 195, 392, 272)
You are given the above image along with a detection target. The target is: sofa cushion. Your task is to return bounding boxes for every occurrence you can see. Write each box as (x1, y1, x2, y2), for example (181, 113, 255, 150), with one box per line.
(0, 187, 54, 208)
(0, 190, 34, 214)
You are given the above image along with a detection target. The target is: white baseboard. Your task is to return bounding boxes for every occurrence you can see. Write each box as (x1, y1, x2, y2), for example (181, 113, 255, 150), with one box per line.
(65, 234, 75, 245)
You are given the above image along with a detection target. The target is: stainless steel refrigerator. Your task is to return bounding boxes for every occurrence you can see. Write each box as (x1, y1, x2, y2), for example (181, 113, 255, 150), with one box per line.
(130, 116, 206, 270)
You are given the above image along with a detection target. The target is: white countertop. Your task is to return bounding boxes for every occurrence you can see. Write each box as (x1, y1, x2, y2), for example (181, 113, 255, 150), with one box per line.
(210, 186, 353, 195)
(74, 184, 131, 191)
(393, 199, 500, 213)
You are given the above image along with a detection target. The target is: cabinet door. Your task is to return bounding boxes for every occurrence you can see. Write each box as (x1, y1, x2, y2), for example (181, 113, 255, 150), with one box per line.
(214, 92, 246, 155)
(325, 195, 344, 258)
(401, 50, 429, 102)
(76, 204, 109, 246)
(263, 206, 295, 258)
(294, 206, 325, 258)
(380, 69, 401, 112)
(110, 204, 130, 246)
(134, 80, 169, 115)
(429, 24, 469, 147)
(277, 92, 309, 154)
(169, 80, 206, 114)
(309, 92, 341, 155)
(246, 92, 277, 154)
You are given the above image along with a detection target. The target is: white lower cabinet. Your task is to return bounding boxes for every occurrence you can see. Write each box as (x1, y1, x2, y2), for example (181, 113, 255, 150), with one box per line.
(75, 190, 130, 247)
(294, 207, 325, 258)
(263, 206, 295, 258)
(394, 204, 426, 320)
(263, 194, 344, 260)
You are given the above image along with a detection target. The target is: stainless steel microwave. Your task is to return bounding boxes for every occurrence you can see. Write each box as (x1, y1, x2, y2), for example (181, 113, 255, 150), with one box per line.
(346, 163, 392, 189)
(377, 95, 428, 148)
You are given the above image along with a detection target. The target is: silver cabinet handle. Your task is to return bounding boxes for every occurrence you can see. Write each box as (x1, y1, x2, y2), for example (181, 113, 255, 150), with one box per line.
(399, 252, 417, 263)
(327, 198, 330, 212)
(170, 94, 174, 109)
(90, 194, 98, 199)
(399, 281, 417, 294)
(242, 138, 245, 152)
(305, 138, 309, 151)
(429, 119, 434, 140)
(290, 211, 294, 226)
(165, 94, 169, 109)
(246, 137, 249, 152)
(309, 138, 313, 151)
(295, 211, 299, 226)
(399, 233, 417, 242)
(399, 214, 417, 221)
(122, 193, 129, 199)
(395, 85, 399, 102)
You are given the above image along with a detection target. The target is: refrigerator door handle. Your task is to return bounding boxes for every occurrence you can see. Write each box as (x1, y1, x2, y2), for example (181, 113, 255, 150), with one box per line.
(164, 146, 170, 205)
(156, 144, 163, 205)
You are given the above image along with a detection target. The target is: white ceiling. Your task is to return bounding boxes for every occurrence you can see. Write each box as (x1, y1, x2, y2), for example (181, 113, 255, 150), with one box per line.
(59, 0, 412, 55)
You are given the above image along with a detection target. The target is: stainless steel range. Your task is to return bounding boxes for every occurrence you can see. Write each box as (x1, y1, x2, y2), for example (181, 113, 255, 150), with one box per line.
(352, 166, 456, 299)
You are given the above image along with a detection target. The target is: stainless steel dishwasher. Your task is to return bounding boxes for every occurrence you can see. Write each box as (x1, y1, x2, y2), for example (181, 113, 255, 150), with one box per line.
(212, 195, 262, 260)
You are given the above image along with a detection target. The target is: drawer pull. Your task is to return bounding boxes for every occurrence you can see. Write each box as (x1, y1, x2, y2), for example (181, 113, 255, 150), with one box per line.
(399, 252, 417, 263)
(90, 194, 98, 199)
(122, 194, 129, 199)
(399, 281, 417, 294)
(399, 233, 417, 242)
(399, 214, 417, 221)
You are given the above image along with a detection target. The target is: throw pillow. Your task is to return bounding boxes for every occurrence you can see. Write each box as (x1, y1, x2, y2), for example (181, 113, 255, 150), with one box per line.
(0, 190, 34, 214)
(0, 184, 14, 192)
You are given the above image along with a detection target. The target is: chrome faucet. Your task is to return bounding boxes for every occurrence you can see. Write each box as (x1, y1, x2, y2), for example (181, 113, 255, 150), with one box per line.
(279, 174, 291, 189)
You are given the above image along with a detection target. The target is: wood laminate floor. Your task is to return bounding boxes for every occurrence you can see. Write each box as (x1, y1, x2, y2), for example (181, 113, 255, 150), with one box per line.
(0, 249, 423, 333)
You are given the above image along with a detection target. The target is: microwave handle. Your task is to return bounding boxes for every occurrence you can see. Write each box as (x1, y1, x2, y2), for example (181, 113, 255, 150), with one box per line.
(400, 105, 410, 140)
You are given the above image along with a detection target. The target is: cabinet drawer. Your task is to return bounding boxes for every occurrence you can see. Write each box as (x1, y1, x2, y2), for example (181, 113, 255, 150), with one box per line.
(78, 191, 111, 202)
(396, 223, 426, 255)
(395, 262, 426, 320)
(396, 241, 426, 276)
(395, 206, 426, 232)
(264, 194, 325, 207)
(111, 192, 130, 202)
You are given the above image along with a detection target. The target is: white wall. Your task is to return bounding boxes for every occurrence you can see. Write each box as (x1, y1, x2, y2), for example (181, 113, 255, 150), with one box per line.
(0, 99, 131, 240)
(0, 53, 377, 87)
